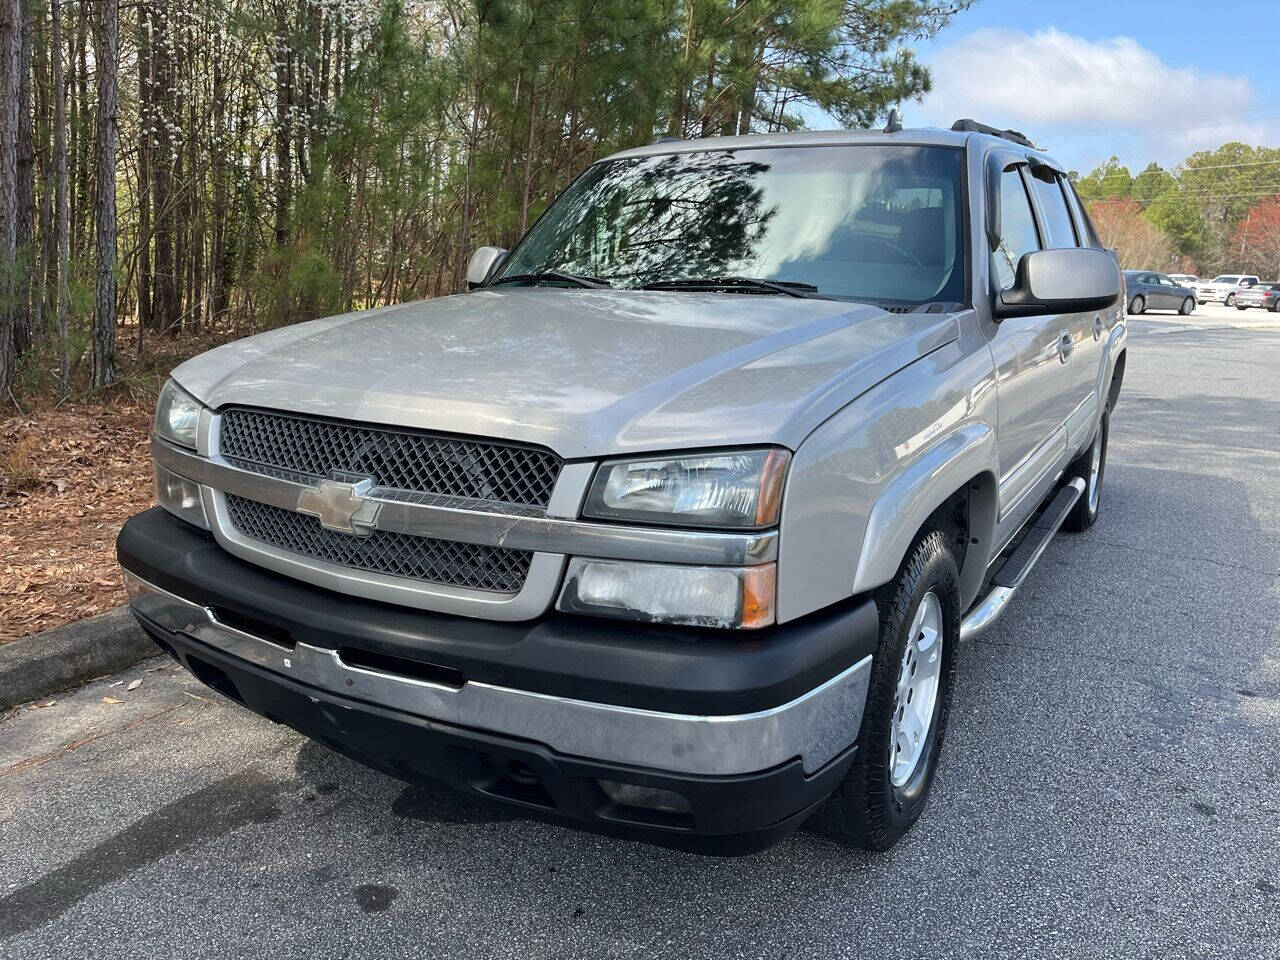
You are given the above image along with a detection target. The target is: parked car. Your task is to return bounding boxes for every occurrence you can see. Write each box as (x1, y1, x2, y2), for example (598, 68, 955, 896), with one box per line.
(1168, 274, 1198, 286)
(1195, 274, 1260, 305)
(1234, 281, 1280, 311)
(118, 119, 1126, 855)
(1123, 270, 1196, 315)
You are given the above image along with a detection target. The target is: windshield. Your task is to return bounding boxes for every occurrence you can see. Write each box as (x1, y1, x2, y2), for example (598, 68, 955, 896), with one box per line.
(495, 145, 966, 306)
(1212, 276, 1241, 283)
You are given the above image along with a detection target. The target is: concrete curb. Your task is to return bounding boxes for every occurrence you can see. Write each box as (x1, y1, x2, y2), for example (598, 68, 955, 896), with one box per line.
(0, 607, 157, 710)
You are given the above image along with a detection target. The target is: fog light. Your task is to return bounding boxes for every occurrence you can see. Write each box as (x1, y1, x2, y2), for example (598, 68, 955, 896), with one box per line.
(556, 558, 775, 629)
(154, 462, 209, 529)
(597, 780, 691, 815)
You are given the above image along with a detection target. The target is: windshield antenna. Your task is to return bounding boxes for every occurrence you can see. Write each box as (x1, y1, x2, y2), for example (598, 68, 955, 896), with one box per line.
(883, 108, 903, 134)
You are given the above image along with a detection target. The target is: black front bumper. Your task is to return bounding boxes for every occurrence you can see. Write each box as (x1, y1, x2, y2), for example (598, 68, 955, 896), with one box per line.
(138, 615, 852, 854)
(120, 508, 878, 853)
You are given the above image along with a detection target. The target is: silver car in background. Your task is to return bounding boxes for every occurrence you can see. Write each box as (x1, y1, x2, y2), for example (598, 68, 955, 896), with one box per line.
(1123, 270, 1196, 315)
(1234, 281, 1280, 311)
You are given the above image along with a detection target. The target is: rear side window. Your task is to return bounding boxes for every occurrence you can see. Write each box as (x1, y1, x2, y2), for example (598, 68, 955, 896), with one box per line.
(1062, 180, 1101, 248)
(993, 168, 1041, 290)
(1030, 170, 1078, 248)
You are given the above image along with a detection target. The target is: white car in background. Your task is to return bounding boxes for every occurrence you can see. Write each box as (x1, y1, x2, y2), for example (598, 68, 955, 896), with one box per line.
(1194, 275, 1259, 306)
(1168, 274, 1198, 287)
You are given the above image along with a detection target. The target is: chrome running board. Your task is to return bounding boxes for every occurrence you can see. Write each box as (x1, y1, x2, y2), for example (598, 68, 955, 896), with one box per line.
(960, 477, 1085, 641)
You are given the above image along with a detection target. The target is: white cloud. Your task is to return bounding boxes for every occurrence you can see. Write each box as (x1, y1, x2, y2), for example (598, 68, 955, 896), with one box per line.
(912, 28, 1275, 169)
(921, 28, 1250, 127)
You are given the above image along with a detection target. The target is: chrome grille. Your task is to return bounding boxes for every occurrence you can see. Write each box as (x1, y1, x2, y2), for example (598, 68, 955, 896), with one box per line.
(225, 495, 532, 594)
(219, 408, 561, 508)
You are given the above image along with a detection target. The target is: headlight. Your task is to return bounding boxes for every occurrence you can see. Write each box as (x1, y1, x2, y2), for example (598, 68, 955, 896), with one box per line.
(557, 558, 775, 629)
(155, 379, 203, 449)
(154, 462, 209, 529)
(582, 449, 790, 528)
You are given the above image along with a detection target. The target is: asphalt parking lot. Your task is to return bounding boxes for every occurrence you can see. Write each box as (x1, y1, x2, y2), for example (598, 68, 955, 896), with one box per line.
(2, 301, 1278, 958)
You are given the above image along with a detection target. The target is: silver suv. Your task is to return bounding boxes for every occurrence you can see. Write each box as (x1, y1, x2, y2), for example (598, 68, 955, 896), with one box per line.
(119, 120, 1126, 854)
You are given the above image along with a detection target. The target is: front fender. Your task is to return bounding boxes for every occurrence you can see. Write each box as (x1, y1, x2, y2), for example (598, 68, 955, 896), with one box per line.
(850, 422, 997, 601)
(775, 328, 998, 623)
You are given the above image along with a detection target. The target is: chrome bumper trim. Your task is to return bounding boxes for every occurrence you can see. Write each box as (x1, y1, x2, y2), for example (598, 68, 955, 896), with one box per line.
(124, 570, 870, 776)
(154, 438, 776, 567)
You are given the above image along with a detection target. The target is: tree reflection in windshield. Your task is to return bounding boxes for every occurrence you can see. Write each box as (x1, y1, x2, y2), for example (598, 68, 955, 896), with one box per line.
(497, 144, 965, 306)
(509, 151, 777, 284)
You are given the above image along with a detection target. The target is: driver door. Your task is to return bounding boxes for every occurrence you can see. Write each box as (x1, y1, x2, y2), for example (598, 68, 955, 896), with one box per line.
(988, 163, 1076, 526)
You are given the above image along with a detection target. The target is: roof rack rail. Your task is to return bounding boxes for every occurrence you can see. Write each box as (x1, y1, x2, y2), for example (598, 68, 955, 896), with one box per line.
(950, 119, 1036, 148)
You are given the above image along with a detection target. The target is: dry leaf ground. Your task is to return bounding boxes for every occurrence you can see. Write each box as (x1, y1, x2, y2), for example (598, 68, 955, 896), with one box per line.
(1, 404, 154, 643)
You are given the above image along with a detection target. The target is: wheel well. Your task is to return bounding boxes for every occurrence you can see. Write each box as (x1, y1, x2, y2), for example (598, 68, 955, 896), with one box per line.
(915, 471, 997, 609)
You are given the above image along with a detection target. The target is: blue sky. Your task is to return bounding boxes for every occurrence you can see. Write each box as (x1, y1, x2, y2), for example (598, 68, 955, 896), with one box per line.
(826, 0, 1279, 174)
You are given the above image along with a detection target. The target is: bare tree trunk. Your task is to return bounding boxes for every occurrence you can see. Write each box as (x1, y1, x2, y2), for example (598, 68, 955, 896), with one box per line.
(51, 0, 68, 395)
(208, 43, 227, 325)
(455, 16, 483, 293)
(273, 1, 292, 248)
(135, 0, 152, 337)
(517, 69, 537, 238)
(150, 2, 177, 333)
(0, 0, 19, 396)
(14, 0, 32, 354)
(91, 0, 118, 389)
(32, 3, 47, 343)
(72, 0, 87, 257)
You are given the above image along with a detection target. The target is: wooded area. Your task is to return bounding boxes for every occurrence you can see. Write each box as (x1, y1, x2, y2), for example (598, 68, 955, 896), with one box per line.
(1073, 144, 1280, 277)
(0, 0, 974, 403)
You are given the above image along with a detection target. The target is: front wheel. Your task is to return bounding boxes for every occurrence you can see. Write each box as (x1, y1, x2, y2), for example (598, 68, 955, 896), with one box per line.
(1180, 297, 1195, 315)
(1064, 408, 1109, 532)
(1225, 292, 1236, 307)
(1128, 295, 1145, 315)
(809, 530, 960, 850)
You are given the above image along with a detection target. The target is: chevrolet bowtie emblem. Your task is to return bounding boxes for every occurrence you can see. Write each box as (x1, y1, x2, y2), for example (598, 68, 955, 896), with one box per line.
(296, 477, 379, 535)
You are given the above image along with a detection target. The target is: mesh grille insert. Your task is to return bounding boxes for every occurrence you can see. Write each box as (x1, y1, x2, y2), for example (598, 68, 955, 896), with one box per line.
(225, 494, 532, 594)
(219, 408, 561, 508)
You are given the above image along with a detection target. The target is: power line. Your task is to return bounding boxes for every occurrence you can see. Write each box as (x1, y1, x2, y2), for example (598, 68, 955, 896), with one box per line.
(1080, 182, 1280, 198)
(1100, 191, 1280, 203)
(1077, 159, 1280, 176)
(1174, 158, 1280, 172)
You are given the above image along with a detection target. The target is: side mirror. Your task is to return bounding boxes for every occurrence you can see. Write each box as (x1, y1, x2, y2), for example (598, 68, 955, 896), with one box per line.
(466, 246, 508, 290)
(994, 247, 1121, 319)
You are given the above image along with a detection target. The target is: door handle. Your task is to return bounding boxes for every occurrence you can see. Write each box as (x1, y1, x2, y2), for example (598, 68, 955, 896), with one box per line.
(1092, 316, 1104, 340)
(1058, 330, 1074, 362)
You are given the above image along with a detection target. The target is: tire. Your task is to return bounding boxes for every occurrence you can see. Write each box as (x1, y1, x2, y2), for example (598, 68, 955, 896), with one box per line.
(809, 530, 960, 850)
(1127, 294, 1145, 315)
(1225, 292, 1236, 307)
(1236, 304, 1247, 311)
(1270, 300, 1279, 313)
(1063, 408, 1109, 532)
(1180, 297, 1194, 315)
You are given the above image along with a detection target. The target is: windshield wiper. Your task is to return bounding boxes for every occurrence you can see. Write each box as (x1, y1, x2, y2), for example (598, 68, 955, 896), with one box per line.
(490, 271, 612, 289)
(639, 276, 829, 299)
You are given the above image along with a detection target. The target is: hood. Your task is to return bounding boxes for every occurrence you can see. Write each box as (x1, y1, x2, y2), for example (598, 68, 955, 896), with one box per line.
(173, 290, 959, 459)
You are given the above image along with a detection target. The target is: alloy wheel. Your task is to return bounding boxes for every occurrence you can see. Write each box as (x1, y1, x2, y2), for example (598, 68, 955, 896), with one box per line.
(889, 591, 944, 788)
(1088, 426, 1103, 514)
